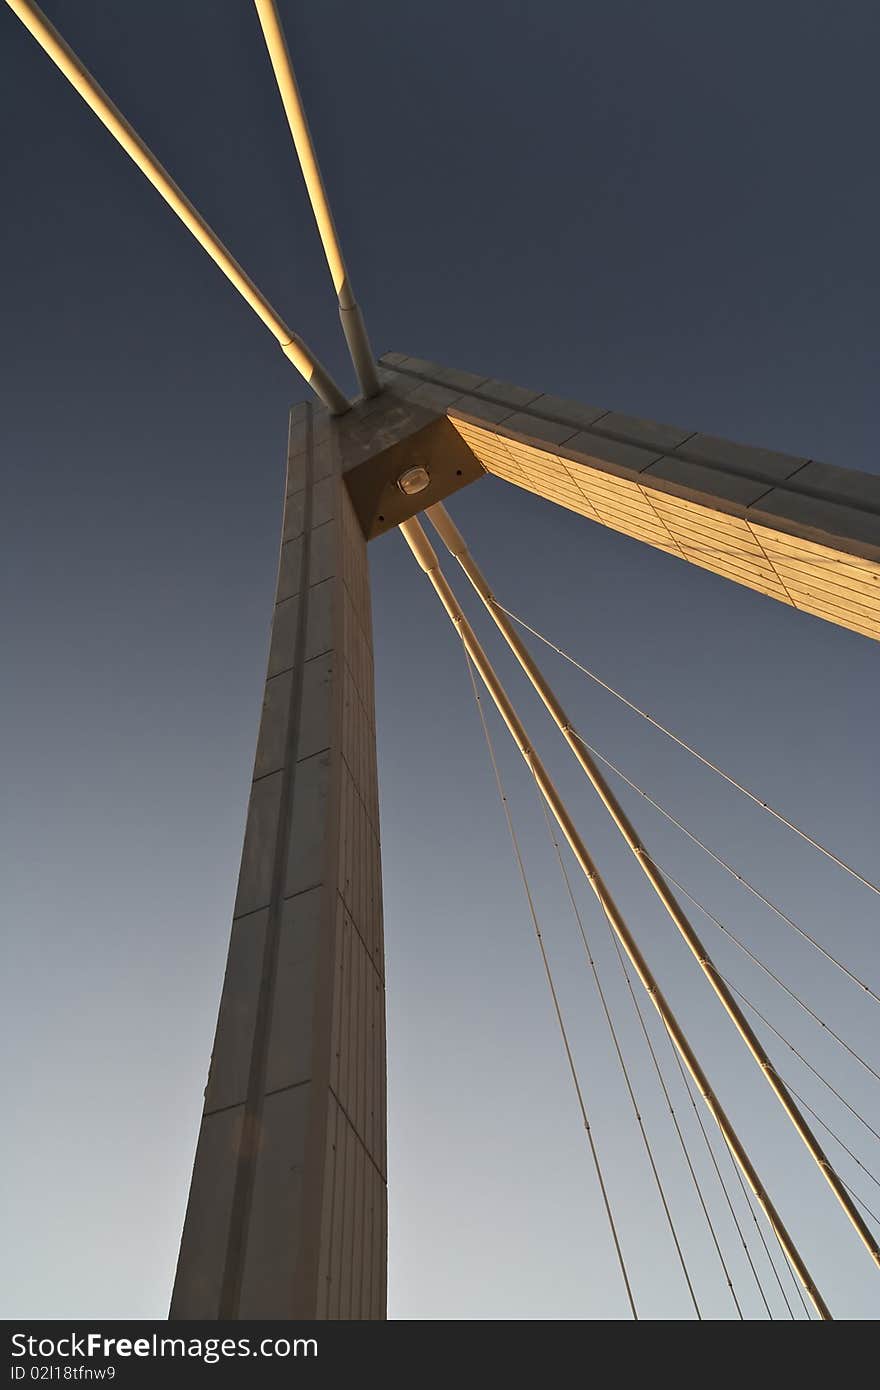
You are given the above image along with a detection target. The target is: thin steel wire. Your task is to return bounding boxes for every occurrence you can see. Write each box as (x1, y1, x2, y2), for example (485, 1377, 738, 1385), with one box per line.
(569, 732, 880, 1008)
(781, 1081, 880, 1223)
(646, 856, 880, 1085)
(535, 794, 703, 1318)
(496, 602, 880, 897)
(401, 514, 833, 1314)
(464, 653, 638, 1319)
(596, 909, 748, 1318)
(5, 0, 350, 413)
(726, 979, 880, 1146)
(765, 1200, 814, 1319)
(668, 1038, 797, 1320)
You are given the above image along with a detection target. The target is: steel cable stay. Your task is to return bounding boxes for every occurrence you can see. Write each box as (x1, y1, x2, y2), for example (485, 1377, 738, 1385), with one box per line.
(649, 866, 880, 1217)
(440, 496, 880, 1020)
(630, 975, 778, 1320)
(462, 652, 639, 1320)
(571, 754, 880, 1299)
(576, 734, 880, 1009)
(664, 915, 880, 1228)
(712, 987, 880, 1278)
(491, 550, 880, 1241)
(725, 979, 880, 1148)
(667, 1037, 802, 1320)
(532, 792, 704, 1319)
(251, 0, 380, 397)
(677, 888, 880, 1212)
(401, 514, 832, 1318)
(604, 935, 753, 1320)
(535, 759, 837, 1320)
(5, 0, 351, 413)
(646, 858, 880, 1085)
(619, 939, 800, 1319)
(493, 601, 880, 900)
(761, 1190, 814, 1319)
(726, 1148, 801, 1319)
(424, 503, 880, 1280)
(781, 1082, 880, 1225)
(550, 835, 751, 1318)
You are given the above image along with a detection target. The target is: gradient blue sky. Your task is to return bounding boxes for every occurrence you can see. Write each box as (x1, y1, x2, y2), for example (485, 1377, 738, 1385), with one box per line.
(2, 0, 878, 1320)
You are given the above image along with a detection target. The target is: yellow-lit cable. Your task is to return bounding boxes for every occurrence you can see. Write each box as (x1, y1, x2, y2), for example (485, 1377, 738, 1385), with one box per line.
(6, 0, 349, 413)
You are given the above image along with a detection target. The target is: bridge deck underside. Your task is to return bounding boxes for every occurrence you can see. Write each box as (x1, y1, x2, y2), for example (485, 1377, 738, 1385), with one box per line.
(380, 355, 880, 642)
(453, 413, 880, 641)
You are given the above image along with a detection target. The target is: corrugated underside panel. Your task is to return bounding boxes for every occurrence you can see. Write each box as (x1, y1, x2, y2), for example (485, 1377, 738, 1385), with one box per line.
(451, 415, 880, 641)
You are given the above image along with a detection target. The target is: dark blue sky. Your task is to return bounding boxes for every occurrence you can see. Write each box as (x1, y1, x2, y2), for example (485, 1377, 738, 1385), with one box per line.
(2, 1, 878, 1319)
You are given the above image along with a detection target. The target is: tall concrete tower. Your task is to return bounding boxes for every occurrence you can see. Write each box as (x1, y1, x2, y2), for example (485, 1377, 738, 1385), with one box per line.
(170, 370, 482, 1318)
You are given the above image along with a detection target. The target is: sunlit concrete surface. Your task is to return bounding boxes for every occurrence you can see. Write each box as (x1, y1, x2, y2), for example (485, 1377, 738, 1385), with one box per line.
(381, 355, 880, 641)
(172, 402, 387, 1319)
